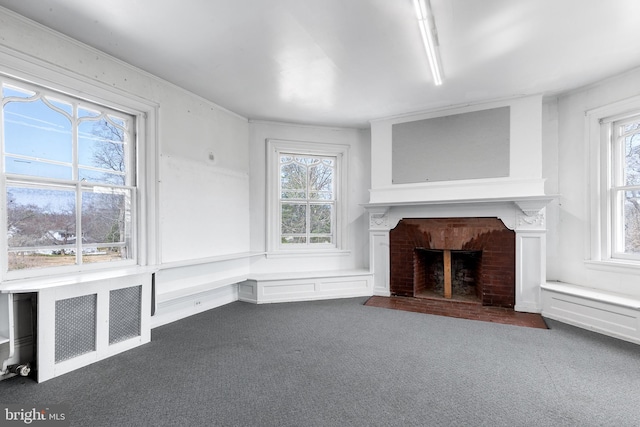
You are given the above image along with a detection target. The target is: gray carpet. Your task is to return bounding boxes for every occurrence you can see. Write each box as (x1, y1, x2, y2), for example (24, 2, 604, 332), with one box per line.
(1, 297, 639, 426)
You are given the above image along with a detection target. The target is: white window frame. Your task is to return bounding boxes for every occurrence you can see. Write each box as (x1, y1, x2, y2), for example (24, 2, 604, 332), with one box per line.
(0, 47, 158, 281)
(587, 95, 640, 268)
(266, 139, 349, 256)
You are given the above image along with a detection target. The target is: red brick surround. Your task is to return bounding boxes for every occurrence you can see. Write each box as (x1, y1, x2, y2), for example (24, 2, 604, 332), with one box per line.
(389, 217, 515, 307)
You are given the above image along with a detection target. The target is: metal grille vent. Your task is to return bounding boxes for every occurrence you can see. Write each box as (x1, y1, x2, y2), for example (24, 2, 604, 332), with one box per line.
(55, 294, 97, 363)
(109, 285, 141, 345)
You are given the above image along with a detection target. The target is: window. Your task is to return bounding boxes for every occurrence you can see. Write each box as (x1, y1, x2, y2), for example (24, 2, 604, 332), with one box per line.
(266, 139, 348, 254)
(280, 154, 335, 246)
(588, 96, 640, 266)
(2, 78, 137, 276)
(609, 114, 640, 259)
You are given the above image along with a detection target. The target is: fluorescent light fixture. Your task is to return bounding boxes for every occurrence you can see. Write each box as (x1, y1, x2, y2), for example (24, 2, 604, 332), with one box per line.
(413, 0, 443, 86)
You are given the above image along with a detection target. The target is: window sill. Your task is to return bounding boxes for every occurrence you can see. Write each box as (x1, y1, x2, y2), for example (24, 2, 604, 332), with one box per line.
(266, 249, 351, 259)
(584, 259, 640, 273)
(0, 265, 158, 293)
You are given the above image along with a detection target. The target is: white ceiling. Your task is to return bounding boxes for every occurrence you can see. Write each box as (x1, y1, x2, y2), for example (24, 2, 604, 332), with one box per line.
(1, 0, 640, 128)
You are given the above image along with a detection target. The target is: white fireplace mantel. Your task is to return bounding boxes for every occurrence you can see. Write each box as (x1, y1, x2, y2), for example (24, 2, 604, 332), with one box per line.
(363, 194, 556, 313)
(363, 194, 555, 231)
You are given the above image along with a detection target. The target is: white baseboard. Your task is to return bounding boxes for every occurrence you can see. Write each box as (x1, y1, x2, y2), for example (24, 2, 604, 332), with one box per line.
(151, 283, 238, 328)
(541, 282, 640, 345)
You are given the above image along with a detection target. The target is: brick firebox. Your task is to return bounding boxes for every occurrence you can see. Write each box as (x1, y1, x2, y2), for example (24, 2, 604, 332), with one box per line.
(389, 217, 516, 308)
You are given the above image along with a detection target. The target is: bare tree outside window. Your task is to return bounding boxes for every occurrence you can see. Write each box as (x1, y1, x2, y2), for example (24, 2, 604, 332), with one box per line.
(621, 120, 640, 254)
(280, 155, 335, 245)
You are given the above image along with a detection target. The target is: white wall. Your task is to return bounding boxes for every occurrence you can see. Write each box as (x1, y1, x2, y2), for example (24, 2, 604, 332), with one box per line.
(248, 121, 371, 273)
(0, 9, 252, 330)
(542, 99, 561, 280)
(158, 97, 249, 263)
(555, 67, 640, 297)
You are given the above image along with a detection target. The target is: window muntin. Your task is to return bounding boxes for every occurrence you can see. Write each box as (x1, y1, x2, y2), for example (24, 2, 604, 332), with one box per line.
(610, 115, 640, 258)
(2, 79, 136, 274)
(279, 154, 336, 247)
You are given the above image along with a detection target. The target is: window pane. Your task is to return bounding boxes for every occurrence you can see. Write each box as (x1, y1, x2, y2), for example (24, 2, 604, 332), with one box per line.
(5, 156, 72, 180)
(8, 250, 77, 271)
(623, 190, 640, 254)
(82, 246, 129, 264)
(281, 203, 306, 235)
(81, 188, 132, 263)
(310, 204, 332, 234)
(623, 125, 640, 186)
(309, 161, 334, 200)
(48, 98, 73, 115)
(3, 85, 36, 99)
(310, 236, 332, 244)
(79, 168, 126, 185)
(280, 161, 306, 198)
(78, 118, 127, 185)
(3, 97, 72, 163)
(295, 157, 319, 166)
(7, 186, 76, 270)
(78, 106, 100, 118)
(281, 236, 306, 244)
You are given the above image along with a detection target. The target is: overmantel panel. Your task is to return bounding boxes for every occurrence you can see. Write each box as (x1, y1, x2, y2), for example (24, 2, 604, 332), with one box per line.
(369, 94, 544, 191)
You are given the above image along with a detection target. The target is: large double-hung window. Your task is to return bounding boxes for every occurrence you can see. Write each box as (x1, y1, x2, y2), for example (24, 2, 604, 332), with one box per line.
(609, 114, 640, 259)
(280, 154, 336, 246)
(588, 96, 640, 266)
(266, 139, 348, 254)
(2, 78, 136, 275)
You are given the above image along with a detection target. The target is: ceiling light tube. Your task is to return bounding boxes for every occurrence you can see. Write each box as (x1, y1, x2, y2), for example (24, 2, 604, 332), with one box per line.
(413, 0, 443, 86)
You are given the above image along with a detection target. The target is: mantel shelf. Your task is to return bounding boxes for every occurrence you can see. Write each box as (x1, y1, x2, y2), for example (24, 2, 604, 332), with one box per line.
(362, 194, 558, 211)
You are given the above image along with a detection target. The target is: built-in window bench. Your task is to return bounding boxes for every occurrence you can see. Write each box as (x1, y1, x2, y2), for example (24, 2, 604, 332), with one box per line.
(239, 270, 374, 304)
(151, 252, 373, 325)
(541, 281, 640, 345)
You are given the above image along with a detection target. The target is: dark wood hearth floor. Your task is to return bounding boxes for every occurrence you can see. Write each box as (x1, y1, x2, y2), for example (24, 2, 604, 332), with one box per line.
(364, 295, 548, 329)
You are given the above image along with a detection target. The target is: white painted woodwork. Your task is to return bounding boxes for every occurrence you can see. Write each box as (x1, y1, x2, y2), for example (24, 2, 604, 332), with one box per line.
(541, 282, 640, 345)
(239, 270, 373, 304)
(36, 272, 152, 382)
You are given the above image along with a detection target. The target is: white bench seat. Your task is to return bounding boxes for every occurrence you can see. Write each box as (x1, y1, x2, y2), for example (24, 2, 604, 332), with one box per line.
(239, 269, 373, 304)
(541, 281, 640, 345)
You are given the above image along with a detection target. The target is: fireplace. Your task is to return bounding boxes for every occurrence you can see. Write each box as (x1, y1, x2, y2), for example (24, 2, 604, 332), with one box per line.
(390, 218, 515, 307)
(364, 195, 552, 313)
